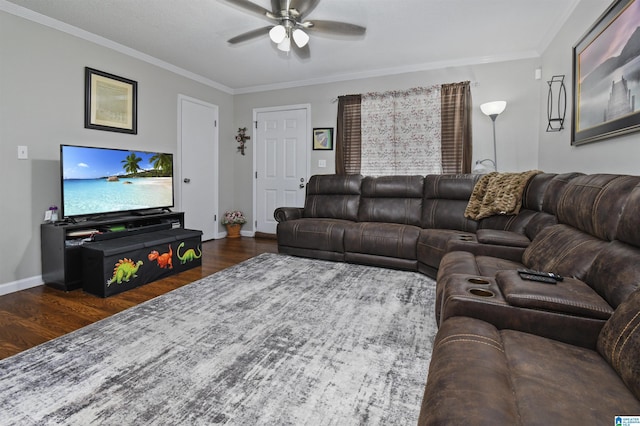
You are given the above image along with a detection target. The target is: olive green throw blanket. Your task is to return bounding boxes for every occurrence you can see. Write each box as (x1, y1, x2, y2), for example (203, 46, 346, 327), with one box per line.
(464, 170, 542, 220)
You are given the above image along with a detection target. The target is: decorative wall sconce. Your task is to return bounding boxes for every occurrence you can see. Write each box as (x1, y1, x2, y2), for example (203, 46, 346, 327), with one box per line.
(547, 75, 566, 132)
(235, 127, 250, 155)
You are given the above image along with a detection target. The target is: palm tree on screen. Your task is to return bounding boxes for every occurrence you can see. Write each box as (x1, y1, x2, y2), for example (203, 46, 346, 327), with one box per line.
(149, 153, 173, 177)
(121, 152, 142, 176)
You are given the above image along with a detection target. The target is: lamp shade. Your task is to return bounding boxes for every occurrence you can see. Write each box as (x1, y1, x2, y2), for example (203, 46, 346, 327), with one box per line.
(292, 28, 309, 48)
(480, 101, 507, 117)
(269, 25, 287, 44)
(277, 36, 291, 52)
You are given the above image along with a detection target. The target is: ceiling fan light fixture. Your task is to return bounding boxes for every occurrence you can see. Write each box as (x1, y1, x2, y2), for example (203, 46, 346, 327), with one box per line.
(269, 25, 287, 44)
(277, 36, 291, 52)
(292, 28, 309, 48)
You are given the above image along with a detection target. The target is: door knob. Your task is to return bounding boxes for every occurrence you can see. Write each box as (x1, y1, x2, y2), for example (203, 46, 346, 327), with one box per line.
(299, 183, 305, 188)
(184, 178, 191, 183)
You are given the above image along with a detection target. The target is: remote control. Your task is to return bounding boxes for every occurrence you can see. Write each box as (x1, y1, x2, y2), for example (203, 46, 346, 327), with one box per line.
(518, 273, 557, 284)
(517, 268, 563, 281)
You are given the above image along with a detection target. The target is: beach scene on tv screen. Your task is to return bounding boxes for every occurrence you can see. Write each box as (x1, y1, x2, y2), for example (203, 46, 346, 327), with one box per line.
(62, 146, 173, 217)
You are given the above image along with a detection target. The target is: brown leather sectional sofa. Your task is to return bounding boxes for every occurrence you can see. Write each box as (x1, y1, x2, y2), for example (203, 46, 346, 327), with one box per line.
(275, 172, 640, 424)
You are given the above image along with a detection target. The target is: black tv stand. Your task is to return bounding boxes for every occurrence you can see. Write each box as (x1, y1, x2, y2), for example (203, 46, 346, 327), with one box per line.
(133, 209, 170, 216)
(41, 211, 185, 291)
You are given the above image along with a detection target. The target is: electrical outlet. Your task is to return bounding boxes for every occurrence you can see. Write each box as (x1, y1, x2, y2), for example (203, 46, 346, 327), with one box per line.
(17, 146, 28, 160)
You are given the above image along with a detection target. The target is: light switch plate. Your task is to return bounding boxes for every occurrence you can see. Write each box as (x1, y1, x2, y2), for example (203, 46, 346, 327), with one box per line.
(18, 145, 28, 159)
(318, 159, 327, 168)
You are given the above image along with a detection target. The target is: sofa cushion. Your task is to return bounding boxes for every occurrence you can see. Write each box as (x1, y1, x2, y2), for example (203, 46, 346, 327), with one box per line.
(501, 327, 640, 424)
(598, 287, 640, 400)
(495, 270, 613, 320)
(344, 222, 420, 260)
(303, 174, 362, 221)
(586, 241, 640, 308)
(615, 181, 640, 246)
(522, 224, 608, 280)
(556, 174, 640, 241)
(422, 174, 479, 231)
(277, 219, 351, 253)
(357, 175, 423, 226)
(437, 251, 523, 281)
(419, 316, 640, 425)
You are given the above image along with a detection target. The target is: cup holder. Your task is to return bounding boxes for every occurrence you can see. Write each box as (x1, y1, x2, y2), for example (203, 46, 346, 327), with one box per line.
(467, 277, 490, 285)
(468, 288, 494, 298)
(458, 234, 473, 241)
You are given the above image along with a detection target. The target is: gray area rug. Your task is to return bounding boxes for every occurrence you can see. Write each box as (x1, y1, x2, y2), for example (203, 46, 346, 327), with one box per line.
(0, 253, 437, 425)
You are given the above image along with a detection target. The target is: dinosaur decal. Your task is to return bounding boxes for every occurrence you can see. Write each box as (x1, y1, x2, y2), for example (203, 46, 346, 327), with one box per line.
(107, 258, 143, 287)
(176, 242, 202, 264)
(148, 245, 173, 269)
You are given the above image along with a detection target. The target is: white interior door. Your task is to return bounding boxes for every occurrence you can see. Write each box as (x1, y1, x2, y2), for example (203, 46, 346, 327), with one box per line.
(178, 95, 219, 240)
(255, 105, 309, 234)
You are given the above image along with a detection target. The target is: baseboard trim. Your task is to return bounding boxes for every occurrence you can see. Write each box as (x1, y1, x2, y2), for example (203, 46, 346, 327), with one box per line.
(0, 275, 44, 297)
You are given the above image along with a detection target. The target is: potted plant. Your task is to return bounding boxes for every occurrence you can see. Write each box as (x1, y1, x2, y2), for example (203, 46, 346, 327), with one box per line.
(222, 210, 246, 238)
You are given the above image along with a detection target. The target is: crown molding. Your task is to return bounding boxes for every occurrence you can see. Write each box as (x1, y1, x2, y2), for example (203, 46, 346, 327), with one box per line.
(0, 0, 235, 95)
(233, 50, 541, 94)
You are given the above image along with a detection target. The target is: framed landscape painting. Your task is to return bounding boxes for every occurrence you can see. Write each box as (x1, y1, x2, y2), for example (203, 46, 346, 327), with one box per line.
(572, 0, 640, 145)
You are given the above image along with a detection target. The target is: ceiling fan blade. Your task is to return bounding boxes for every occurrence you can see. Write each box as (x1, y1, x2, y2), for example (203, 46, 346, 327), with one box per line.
(302, 20, 366, 36)
(291, 0, 321, 18)
(227, 26, 272, 44)
(221, 0, 274, 20)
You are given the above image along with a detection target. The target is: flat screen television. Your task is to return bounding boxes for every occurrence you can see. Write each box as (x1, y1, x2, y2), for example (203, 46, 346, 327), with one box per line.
(60, 144, 174, 219)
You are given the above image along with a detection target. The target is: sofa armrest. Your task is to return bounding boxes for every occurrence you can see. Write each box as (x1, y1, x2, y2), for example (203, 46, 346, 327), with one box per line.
(476, 229, 530, 248)
(445, 239, 526, 263)
(274, 207, 304, 222)
(495, 270, 613, 319)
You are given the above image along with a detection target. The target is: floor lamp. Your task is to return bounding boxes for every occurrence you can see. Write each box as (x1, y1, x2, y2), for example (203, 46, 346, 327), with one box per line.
(476, 101, 507, 173)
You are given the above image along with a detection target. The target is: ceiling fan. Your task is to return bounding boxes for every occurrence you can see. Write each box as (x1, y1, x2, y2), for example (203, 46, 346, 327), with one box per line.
(222, 0, 366, 53)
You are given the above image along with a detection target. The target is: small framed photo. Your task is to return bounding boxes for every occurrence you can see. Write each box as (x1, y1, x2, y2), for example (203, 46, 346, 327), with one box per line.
(85, 67, 137, 134)
(313, 128, 333, 150)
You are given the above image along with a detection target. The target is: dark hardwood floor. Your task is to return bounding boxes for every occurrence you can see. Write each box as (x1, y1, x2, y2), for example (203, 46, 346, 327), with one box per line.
(0, 237, 278, 361)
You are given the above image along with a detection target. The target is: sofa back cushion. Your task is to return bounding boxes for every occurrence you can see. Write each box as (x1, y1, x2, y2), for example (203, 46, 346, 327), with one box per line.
(422, 174, 480, 231)
(303, 174, 363, 221)
(598, 287, 640, 400)
(585, 241, 640, 308)
(556, 174, 640, 241)
(585, 182, 640, 307)
(522, 224, 608, 280)
(357, 175, 424, 226)
(542, 172, 584, 215)
(615, 182, 640, 247)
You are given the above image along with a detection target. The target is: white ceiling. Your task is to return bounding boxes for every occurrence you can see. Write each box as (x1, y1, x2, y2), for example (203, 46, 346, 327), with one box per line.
(3, 0, 583, 94)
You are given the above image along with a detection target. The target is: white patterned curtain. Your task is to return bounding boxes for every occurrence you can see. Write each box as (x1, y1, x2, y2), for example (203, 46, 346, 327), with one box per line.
(360, 86, 442, 176)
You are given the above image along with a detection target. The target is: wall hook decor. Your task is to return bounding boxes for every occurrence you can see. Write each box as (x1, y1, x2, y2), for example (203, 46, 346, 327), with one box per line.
(547, 75, 566, 132)
(235, 127, 250, 155)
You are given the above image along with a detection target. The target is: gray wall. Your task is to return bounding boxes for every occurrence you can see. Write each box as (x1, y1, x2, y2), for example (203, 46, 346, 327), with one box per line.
(0, 11, 236, 286)
(538, 0, 640, 173)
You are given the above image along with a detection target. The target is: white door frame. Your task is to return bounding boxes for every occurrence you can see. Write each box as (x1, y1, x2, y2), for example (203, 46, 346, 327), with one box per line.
(252, 103, 311, 233)
(177, 94, 221, 239)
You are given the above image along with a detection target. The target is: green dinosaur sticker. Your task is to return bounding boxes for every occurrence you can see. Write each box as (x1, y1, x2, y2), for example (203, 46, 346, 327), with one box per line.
(107, 258, 143, 286)
(176, 242, 202, 264)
